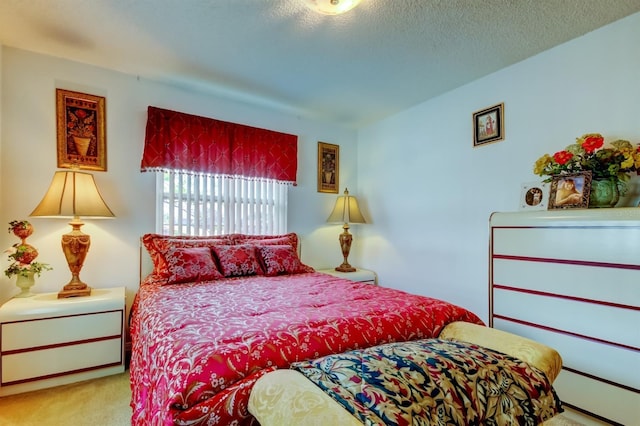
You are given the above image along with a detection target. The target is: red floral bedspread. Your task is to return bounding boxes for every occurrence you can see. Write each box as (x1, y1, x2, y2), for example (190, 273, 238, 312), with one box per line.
(129, 272, 483, 425)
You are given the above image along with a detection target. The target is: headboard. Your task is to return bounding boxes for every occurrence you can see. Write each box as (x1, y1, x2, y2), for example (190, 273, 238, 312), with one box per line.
(489, 208, 640, 425)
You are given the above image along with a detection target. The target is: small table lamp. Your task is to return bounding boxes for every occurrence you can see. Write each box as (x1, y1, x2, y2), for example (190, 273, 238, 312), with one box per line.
(30, 170, 114, 298)
(326, 188, 366, 272)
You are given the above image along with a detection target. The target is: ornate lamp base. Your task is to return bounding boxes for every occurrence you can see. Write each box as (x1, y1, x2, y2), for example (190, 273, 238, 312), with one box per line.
(58, 285, 92, 299)
(335, 264, 356, 272)
(335, 224, 356, 273)
(58, 218, 92, 299)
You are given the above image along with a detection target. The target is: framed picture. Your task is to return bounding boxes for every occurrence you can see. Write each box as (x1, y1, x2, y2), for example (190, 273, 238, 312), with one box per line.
(548, 172, 592, 209)
(473, 103, 504, 147)
(317, 142, 339, 193)
(56, 89, 107, 171)
(519, 181, 549, 211)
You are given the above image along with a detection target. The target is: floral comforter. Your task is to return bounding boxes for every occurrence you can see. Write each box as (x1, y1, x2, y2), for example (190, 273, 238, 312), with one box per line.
(129, 272, 482, 425)
(292, 339, 563, 425)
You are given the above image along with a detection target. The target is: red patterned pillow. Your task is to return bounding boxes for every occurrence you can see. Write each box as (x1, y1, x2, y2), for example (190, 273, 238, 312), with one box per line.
(230, 233, 299, 252)
(257, 245, 315, 276)
(212, 244, 264, 277)
(165, 247, 223, 284)
(142, 234, 231, 277)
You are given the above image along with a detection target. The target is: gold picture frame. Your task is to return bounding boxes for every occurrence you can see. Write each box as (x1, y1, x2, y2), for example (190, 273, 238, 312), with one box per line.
(548, 172, 592, 209)
(473, 103, 504, 147)
(56, 89, 107, 171)
(317, 142, 339, 193)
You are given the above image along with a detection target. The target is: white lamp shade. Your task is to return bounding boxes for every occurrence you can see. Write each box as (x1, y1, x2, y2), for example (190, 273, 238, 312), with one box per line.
(327, 188, 366, 224)
(30, 171, 115, 219)
(302, 0, 362, 15)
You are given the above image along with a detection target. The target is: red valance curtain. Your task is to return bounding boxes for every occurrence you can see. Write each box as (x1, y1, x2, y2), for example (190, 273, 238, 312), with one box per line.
(141, 106, 298, 184)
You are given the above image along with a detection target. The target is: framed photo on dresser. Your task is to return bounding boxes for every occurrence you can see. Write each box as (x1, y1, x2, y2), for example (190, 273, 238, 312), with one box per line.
(548, 172, 591, 209)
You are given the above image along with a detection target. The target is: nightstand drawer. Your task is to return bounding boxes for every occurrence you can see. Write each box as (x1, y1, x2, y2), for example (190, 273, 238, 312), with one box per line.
(2, 338, 122, 384)
(1, 310, 122, 351)
(0, 287, 125, 395)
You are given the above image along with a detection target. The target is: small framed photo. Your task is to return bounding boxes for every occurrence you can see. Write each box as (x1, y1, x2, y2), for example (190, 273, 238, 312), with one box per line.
(473, 103, 504, 147)
(56, 89, 107, 171)
(519, 182, 549, 211)
(318, 142, 339, 193)
(548, 172, 592, 209)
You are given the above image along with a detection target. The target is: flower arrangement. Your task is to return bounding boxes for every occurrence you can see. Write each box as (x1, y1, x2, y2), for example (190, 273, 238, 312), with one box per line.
(533, 133, 640, 191)
(4, 220, 52, 279)
(67, 107, 96, 139)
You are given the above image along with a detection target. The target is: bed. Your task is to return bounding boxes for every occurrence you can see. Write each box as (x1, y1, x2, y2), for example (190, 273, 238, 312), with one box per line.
(129, 232, 483, 425)
(248, 321, 564, 426)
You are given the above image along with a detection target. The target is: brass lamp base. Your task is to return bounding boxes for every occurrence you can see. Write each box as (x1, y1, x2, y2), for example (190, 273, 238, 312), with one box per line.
(58, 285, 92, 299)
(335, 264, 356, 273)
(335, 223, 356, 273)
(58, 218, 92, 299)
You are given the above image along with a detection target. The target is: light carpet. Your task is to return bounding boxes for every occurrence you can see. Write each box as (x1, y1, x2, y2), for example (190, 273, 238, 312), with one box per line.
(0, 371, 131, 426)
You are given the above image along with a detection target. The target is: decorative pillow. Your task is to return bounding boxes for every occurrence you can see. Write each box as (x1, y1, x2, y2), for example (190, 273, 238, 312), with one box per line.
(142, 234, 232, 277)
(165, 246, 223, 284)
(257, 245, 315, 276)
(230, 233, 299, 252)
(212, 244, 264, 277)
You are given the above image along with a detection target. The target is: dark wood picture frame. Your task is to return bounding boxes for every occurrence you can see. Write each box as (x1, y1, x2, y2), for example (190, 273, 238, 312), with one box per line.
(56, 89, 107, 171)
(473, 103, 504, 147)
(317, 142, 339, 194)
(548, 172, 592, 209)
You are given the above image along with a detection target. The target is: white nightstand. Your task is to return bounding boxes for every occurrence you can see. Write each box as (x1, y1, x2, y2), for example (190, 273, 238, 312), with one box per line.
(318, 268, 378, 285)
(0, 287, 125, 396)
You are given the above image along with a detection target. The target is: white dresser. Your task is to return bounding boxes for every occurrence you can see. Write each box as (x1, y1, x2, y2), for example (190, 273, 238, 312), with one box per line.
(0, 287, 125, 396)
(489, 209, 640, 425)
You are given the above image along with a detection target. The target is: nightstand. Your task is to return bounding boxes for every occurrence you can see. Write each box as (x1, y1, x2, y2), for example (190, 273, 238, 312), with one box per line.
(0, 287, 125, 396)
(318, 268, 378, 285)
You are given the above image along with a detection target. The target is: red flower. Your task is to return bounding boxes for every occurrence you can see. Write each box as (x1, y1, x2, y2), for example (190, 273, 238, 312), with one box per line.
(553, 150, 573, 165)
(581, 136, 604, 153)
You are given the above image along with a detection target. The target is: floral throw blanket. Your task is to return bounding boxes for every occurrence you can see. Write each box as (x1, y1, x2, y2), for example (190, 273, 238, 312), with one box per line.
(292, 339, 562, 426)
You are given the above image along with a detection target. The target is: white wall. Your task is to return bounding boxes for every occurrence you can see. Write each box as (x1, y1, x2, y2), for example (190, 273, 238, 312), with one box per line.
(2, 12, 639, 325)
(0, 47, 358, 306)
(357, 12, 640, 323)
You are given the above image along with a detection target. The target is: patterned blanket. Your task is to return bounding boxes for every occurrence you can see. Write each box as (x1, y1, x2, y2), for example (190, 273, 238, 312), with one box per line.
(292, 339, 562, 426)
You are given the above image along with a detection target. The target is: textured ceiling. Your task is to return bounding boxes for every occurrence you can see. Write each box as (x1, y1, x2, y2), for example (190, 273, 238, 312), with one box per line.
(1, 0, 639, 128)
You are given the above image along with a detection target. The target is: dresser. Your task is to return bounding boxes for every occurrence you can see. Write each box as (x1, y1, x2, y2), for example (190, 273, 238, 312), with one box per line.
(489, 210, 639, 425)
(0, 287, 125, 396)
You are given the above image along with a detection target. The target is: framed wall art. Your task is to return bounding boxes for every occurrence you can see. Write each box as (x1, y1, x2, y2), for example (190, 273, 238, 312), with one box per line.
(548, 172, 592, 209)
(317, 142, 339, 193)
(473, 103, 504, 147)
(519, 181, 549, 211)
(56, 89, 107, 171)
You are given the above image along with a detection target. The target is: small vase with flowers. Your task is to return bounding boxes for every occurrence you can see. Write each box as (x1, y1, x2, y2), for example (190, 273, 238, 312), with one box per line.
(4, 220, 52, 297)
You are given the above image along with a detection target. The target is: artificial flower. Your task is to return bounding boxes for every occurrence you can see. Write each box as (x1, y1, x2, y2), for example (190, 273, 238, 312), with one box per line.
(533, 133, 640, 192)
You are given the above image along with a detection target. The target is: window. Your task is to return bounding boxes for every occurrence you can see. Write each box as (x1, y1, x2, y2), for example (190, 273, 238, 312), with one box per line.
(158, 171, 288, 236)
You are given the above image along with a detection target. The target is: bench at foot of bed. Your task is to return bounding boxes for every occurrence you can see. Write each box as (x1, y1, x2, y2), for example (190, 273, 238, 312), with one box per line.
(249, 321, 563, 426)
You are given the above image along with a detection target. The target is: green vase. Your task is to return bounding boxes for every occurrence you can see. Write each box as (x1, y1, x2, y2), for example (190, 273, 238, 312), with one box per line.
(14, 271, 36, 298)
(589, 179, 619, 208)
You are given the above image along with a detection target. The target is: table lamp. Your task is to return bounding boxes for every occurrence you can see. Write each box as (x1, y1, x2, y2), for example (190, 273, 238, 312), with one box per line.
(326, 188, 366, 272)
(30, 170, 114, 298)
